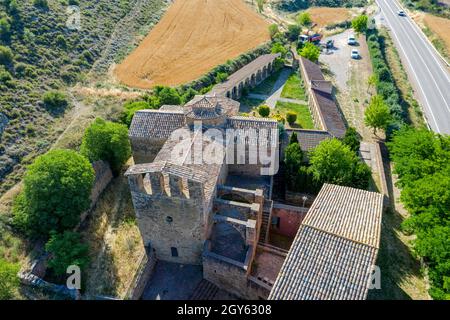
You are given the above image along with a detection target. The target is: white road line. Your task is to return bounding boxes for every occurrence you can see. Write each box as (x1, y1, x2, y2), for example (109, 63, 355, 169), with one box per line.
(375, 0, 441, 132)
(389, 0, 450, 81)
(381, 0, 450, 114)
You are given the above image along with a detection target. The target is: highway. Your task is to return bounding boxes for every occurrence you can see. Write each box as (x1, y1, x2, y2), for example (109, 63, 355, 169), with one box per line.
(376, 0, 450, 135)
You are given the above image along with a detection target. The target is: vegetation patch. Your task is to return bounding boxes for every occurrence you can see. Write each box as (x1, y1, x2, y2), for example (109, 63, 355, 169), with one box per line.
(276, 101, 314, 129)
(281, 72, 306, 100)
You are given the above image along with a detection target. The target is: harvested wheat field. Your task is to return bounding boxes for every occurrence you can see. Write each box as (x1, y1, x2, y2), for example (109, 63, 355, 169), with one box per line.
(114, 0, 270, 89)
(307, 7, 351, 28)
(423, 14, 450, 54)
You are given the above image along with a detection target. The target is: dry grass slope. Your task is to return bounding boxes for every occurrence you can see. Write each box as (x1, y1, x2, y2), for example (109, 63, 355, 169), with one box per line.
(114, 0, 270, 88)
(307, 7, 351, 28)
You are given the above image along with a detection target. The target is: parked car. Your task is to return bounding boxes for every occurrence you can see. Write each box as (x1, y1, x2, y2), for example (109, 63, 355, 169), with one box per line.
(347, 35, 357, 45)
(397, 10, 406, 17)
(351, 49, 360, 59)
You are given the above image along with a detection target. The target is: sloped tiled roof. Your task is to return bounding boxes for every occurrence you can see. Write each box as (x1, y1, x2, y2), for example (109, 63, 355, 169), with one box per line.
(311, 87, 346, 138)
(269, 184, 383, 300)
(129, 110, 185, 139)
(303, 184, 383, 247)
(300, 57, 325, 82)
(211, 54, 281, 95)
(269, 225, 378, 300)
(289, 129, 332, 152)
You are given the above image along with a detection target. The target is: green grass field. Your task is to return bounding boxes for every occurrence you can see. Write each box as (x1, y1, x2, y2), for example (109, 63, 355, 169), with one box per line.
(276, 101, 314, 129)
(281, 72, 306, 101)
(238, 97, 264, 114)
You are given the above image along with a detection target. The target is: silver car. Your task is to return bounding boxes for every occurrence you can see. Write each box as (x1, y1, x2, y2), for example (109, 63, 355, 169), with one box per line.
(351, 49, 360, 59)
(348, 35, 357, 45)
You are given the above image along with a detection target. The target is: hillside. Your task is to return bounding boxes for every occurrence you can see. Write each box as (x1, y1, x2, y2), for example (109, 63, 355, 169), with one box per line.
(0, 0, 167, 195)
(114, 0, 271, 88)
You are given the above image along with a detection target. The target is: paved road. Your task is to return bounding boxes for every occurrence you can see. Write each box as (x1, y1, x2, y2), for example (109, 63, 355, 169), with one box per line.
(376, 0, 450, 134)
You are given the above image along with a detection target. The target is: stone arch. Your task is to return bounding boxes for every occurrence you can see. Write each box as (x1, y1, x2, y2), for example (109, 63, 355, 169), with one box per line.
(256, 69, 262, 83)
(262, 66, 268, 79)
(232, 86, 237, 99)
(250, 74, 256, 87)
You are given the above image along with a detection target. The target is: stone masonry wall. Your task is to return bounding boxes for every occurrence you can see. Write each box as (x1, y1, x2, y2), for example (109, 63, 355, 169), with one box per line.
(130, 137, 166, 164)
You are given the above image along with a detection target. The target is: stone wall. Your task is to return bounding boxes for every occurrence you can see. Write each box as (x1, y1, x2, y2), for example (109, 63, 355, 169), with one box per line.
(271, 203, 308, 238)
(126, 247, 157, 300)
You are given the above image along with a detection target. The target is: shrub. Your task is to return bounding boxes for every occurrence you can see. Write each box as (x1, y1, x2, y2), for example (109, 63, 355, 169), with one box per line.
(269, 24, 280, 39)
(45, 231, 89, 277)
(289, 131, 298, 145)
(80, 118, 131, 175)
(0, 18, 11, 42)
(271, 42, 288, 57)
(0, 258, 20, 300)
(299, 42, 320, 62)
(154, 86, 182, 105)
(215, 72, 228, 83)
(352, 14, 368, 33)
(42, 91, 68, 111)
(33, 0, 48, 9)
(341, 127, 361, 154)
(0, 45, 13, 66)
(286, 24, 301, 41)
(286, 111, 297, 125)
(258, 105, 271, 117)
(297, 12, 312, 26)
(13, 150, 95, 237)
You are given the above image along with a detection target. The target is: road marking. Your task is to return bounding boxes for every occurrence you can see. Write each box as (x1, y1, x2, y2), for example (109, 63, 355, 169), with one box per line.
(380, 0, 450, 114)
(389, 0, 450, 82)
(375, 0, 441, 132)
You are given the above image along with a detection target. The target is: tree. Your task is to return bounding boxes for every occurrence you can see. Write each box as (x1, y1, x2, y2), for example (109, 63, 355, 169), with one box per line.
(271, 42, 288, 57)
(341, 127, 361, 154)
(258, 105, 270, 117)
(364, 95, 391, 135)
(284, 142, 303, 190)
(299, 42, 320, 62)
(367, 74, 378, 94)
(289, 131, 298, 145)
(309, 138, 371, 189)
(268, 24, 279, 40)
(155, 86, 181, 105)
(352, 14, 368, 33)
(0, 258, 20, 300)
(297, 12, 312, 26)
(286, 111, 297, 125)
(45, 231, 89, 277)
(215, 72, 228, 83)
(286, 24, 301, 42)
(0, 18, 11, 42)
(13, 150, 95, 237)
(42, 91, 68, 111)
(80, 118, 131, 175)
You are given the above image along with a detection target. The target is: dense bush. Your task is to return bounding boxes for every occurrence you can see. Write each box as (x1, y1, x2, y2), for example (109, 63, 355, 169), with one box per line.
(297, 12, 312, 26)
(309, 138, 371, 189)
(286, 111, 297, 125)
(341, 127, 361, 154)
(42, 90, 68, 111)
(80, 118, 131, 175)
(351, 14, 368, 33)
(388, 127, 450, 299)
(284, 141, 304, 191)
(0, 45, 13, 66)
(13, 150, 94, 238)
(0, 258, 20, 299)
(364, 95, 392, 135)
(366, 28, 406, 131)
(258, 105, 271, 117)
(45, 231, 89, 277)
(299, 42, 320, 62)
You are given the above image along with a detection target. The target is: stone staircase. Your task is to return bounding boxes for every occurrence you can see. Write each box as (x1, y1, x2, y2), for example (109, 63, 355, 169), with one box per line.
(259, 200, 273, 245)
(189, 280, 219, 300)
